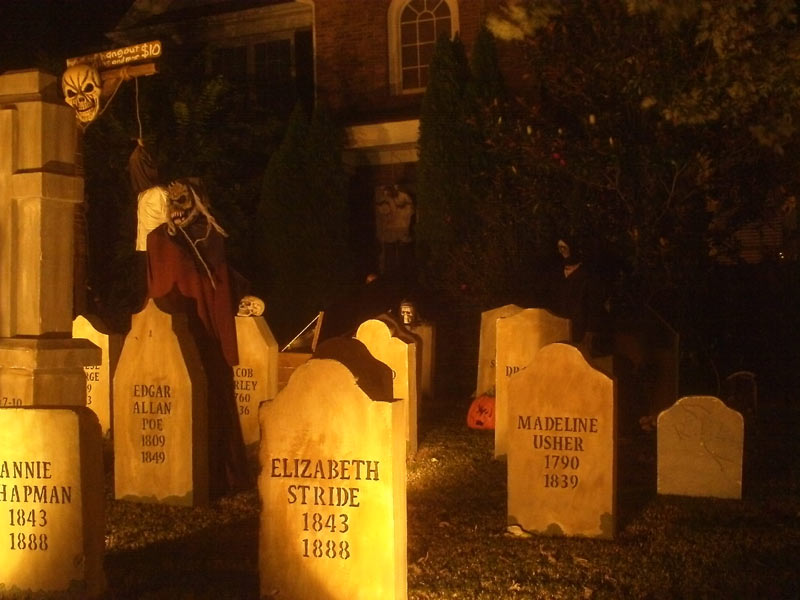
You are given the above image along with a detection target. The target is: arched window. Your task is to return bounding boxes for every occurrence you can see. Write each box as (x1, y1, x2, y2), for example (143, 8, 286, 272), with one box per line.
(388, 0, 459, 94)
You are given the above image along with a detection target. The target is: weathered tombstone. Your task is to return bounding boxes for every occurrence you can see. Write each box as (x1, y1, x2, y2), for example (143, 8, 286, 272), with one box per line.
(72, 314, 123, 437)
(475, 304, 522, 398)
(356, 318, 419, 454)
(657, 396, 743, 499)
(0, 406, 105, 598)
(113, 299, 209, 506)
(234, 314, 278, 449)
(508, 343, 616, 539)
(259, 338, 406, 600)
(495, 308, 570, 457)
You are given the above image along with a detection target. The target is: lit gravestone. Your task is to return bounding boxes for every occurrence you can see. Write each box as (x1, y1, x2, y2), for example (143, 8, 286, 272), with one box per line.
(0, 407, 105, 598)
(234, 314, 278, 449)
(259, 338, 406, 600)
(113, 299, 208, 506)
(357, 318, 419, 454)
(475, 304, 522, 397)
(72, 314, 123, 437)
(407, 320, 435, 404)
(657, 396, 743, 499)
(508, 343, 616, 539)
(495, 309, 570, 457)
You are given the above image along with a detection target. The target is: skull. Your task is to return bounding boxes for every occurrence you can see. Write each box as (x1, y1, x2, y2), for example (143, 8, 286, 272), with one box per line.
(399, 300, 417, 325)
(166, 180, 200, 229)
(61, 64, 102, 123)
(238, 295, 265, 317)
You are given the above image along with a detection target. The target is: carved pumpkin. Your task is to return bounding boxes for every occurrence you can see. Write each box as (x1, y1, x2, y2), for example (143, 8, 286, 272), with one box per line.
(466, 394, 495, 430)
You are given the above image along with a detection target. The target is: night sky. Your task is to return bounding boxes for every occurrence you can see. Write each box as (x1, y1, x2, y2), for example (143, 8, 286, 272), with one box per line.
(0, 0, 133, 73)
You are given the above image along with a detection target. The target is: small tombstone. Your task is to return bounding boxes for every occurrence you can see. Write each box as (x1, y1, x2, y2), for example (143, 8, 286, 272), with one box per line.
(657, 396, 743, 499)
(475, 304, 522, 398)
(508, 343, 616, 539)
(495, 308, 570, 457)
(72, 314, 123, 437)
(113, 299, 208, 506)
(407, 320, 435, 404)
(356, 318, 419, 454)
(259, 338, 406, 600)
(234, 315, 278, 448)
(0, 407, 105, 597)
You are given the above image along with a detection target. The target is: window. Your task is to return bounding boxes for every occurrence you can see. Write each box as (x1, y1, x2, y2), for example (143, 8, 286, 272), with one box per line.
(389, 0, 459, 94)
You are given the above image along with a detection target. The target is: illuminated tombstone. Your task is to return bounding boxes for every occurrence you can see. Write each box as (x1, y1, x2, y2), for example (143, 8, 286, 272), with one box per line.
(113, 300, 208, 506)
(234, 300, 278, 449)
(507, 343, 616, 539)
(356, 317, 419, 454)
(475, 304, 523, 399)
(72, 314, 123, 437)
(657, 396, 743, 499)
(259, 338, 406, 600)
(0, 407, 105, 597)
(494, 308, 570, 458)
(400, 304, 436, 405)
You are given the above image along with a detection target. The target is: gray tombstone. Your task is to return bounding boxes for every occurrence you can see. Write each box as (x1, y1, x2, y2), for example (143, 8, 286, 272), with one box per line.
(657, 395, 743, 499)
(259, 338, 407, 600)
(113, 300, 209, 506)
(0, 407, 105, 597)
(507, 343, 616, 539)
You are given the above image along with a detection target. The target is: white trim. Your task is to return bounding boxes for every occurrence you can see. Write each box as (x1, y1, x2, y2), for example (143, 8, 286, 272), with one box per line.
(387, 0, 459, 95)
(343, 119, 420, 166)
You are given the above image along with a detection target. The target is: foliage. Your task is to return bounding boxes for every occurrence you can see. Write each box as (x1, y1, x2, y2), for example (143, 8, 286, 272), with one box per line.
(257, 103, 353, 344)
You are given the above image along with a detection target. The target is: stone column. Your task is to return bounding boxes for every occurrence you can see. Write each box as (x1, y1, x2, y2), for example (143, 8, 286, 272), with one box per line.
(0, 69, 99, 405)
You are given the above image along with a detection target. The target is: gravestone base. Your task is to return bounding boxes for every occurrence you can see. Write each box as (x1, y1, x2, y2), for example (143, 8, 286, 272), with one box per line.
(0, 338, 100, 407)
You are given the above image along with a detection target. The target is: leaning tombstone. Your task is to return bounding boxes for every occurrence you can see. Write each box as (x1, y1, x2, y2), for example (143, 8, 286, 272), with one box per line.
(475, 304, 522, 398)
(113, 299, 209, 506)
(234, 296, 278, 450)
(0, 406, 105, 598)
(657, 396, 743, 499)
(259, 337, 406, 600)
(72, 314, 123, 438)
(508, 343, 616, 539)
(357, 318, 419, 454)
(495, 308, 570, 457)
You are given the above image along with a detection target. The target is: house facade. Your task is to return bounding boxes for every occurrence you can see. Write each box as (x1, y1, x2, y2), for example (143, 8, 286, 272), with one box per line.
(109, 0, 508, 276)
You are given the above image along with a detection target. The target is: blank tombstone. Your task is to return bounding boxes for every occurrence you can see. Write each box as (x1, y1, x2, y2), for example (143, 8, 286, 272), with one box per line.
(0, 406, 105, 597)
(475, 304, 523, 397)
(495, 309, 571, 458)
(657, 395, 743, 499)
(72, 314, 123, 438)
(259, 338, 406, 600)
(408, 320, 435, 404)
(113, 299, 209, 506)
(356, 318, 419, 454)
(508, 343, 616, 539)
(234, 314, 278, 448)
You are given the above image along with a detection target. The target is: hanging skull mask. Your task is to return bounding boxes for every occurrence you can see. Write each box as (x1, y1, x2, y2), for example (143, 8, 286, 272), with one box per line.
(61, 64, 103, 124)
(165, 180, 200, 231)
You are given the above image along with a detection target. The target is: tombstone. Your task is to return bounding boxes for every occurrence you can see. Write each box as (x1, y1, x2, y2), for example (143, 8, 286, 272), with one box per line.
(0, 406, 105, 598)
(407, 320, 435, 405)
(475, 304, 522, 398)
(113, 299, 209, 506)
(259, 338, 406, 600)
(495, 308, 570, 457)
(72, 314, 123, 437)
(234, 315, 278, 449)
(657, 396, 743, 499)
(356, 318, 419, 454)
(508, 343, 616, 539)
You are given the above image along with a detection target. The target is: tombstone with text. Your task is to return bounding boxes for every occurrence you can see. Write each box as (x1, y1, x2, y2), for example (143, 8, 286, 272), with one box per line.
(234, 315, 278, 449)
(357, 318, 419, 454)
(508, 343, 616, 539)
(259, 338, 406, 600)
(495, 309, 570, 457)
(657, 396, 743, 499)
(0, 407, 105, 598)
(113, 300, 208, 506)
(475, 305, 522, 398)
(72, 314, 123, 438)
